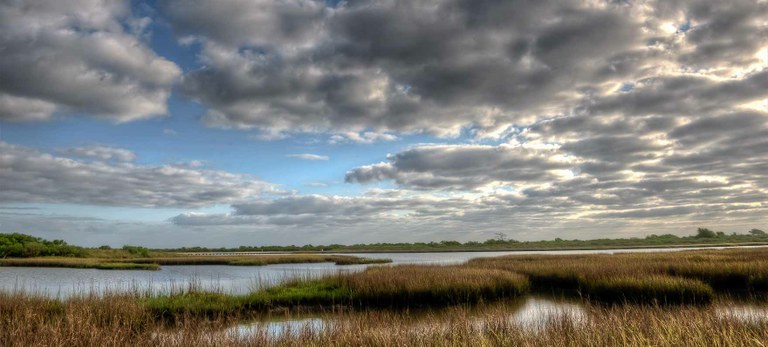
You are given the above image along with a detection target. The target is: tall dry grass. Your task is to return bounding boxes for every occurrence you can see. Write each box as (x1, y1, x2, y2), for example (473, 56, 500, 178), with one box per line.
(3, 291, 768, 347)
(468, 248, 768, 300)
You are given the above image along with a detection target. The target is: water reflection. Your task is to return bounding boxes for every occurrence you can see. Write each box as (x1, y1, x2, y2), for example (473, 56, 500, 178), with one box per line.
(509, 297, 587, 331)
(715, 305, 768, 324)
(227, 317, 326, 339)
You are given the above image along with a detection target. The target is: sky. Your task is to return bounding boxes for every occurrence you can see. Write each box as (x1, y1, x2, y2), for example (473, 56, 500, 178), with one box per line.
(0, 0, 766, 248)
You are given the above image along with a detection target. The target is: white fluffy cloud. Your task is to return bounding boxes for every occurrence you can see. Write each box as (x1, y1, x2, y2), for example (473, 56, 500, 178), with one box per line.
(59, 145, 137, 162)
(0, 0, 181, 122)
(0, 142, 274, 208)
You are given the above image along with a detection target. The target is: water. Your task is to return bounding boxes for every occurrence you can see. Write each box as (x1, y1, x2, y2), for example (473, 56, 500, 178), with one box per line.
(509, 297, 588, 331)
(2, 245, 766, 297)
(716, 305, 768, 324)
(0, 263, 363, 297)
(226, 317, 327, 340)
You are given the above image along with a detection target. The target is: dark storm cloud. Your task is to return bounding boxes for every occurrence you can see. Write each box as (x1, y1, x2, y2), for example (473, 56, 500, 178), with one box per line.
(163, 0, 654, 136)
(162, 0, 767, 140)
(0, 0, 180, 122)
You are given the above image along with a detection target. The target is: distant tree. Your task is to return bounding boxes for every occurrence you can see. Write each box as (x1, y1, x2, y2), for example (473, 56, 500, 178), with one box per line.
(716, 231, 725, 237)
(695, 228, 717, 238)
(0, 233, 85, 258)
(494, 232, 508, 242)
(122, 245, 150, 257)
(749, 229, 766, 236)
(98, 245, 111, 250)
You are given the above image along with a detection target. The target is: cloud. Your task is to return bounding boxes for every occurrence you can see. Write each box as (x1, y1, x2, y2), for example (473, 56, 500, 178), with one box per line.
(287, 153, 329, 161)
(329, 132, 400, 144)
(342, 105, 768, 226)
(0, 0, 181, 122)
(59, 145, 137, 162)
(0, 142, 274, 208)
(163, 0, 767, 139)
(345, 144, 574, 190)
(170, 193, 479, 227)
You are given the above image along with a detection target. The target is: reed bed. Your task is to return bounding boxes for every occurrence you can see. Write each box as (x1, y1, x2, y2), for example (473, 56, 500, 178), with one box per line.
(147, 265, 530, 318)
(5, 248, 768, 346)
(341, 265, 529, 307)
(468, 248, 768, 301)
(3, 291, 768, 347)
(0, 254, 390, 270)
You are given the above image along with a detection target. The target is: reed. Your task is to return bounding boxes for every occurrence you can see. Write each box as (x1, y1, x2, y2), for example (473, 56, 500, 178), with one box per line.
(341, 265, 529, 308)
(468, 248, 768, 300)
(583, 275, 713, 304)
(3, 291, 768, 347)
(147, 265, 530, 318)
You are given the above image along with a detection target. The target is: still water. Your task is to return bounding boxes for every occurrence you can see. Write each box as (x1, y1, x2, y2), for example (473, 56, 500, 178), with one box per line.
(1, 246, 765, 297)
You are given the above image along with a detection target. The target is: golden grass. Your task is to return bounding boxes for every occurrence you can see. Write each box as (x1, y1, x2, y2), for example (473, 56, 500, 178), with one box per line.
(468, 248, 768, 298)
(3, 291, 768, 347)
(341, 265, 529, 307)
(147, 265, 530, 318)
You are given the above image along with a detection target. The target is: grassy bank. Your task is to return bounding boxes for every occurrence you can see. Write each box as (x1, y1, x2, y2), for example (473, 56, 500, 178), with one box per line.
(147, 265, 530, 318)
(0, 254, 390, 270)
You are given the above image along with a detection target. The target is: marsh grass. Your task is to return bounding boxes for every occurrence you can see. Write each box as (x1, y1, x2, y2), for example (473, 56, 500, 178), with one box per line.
(583, 275, 713, 304)
(468, 248, 768, 302)
(4, 291, 768, 347)
(0, 254, 390, 270)
(146, 265, 530, 318)
(5, 248, 768, 346)
(342, 265, 529, 308)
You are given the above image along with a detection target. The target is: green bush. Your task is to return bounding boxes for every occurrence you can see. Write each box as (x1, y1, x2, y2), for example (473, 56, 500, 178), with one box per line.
(0, 233, 86, 258)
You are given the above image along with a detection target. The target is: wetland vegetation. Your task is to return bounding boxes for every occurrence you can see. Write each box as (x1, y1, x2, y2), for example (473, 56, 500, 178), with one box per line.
(3, 247, 768, 346)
